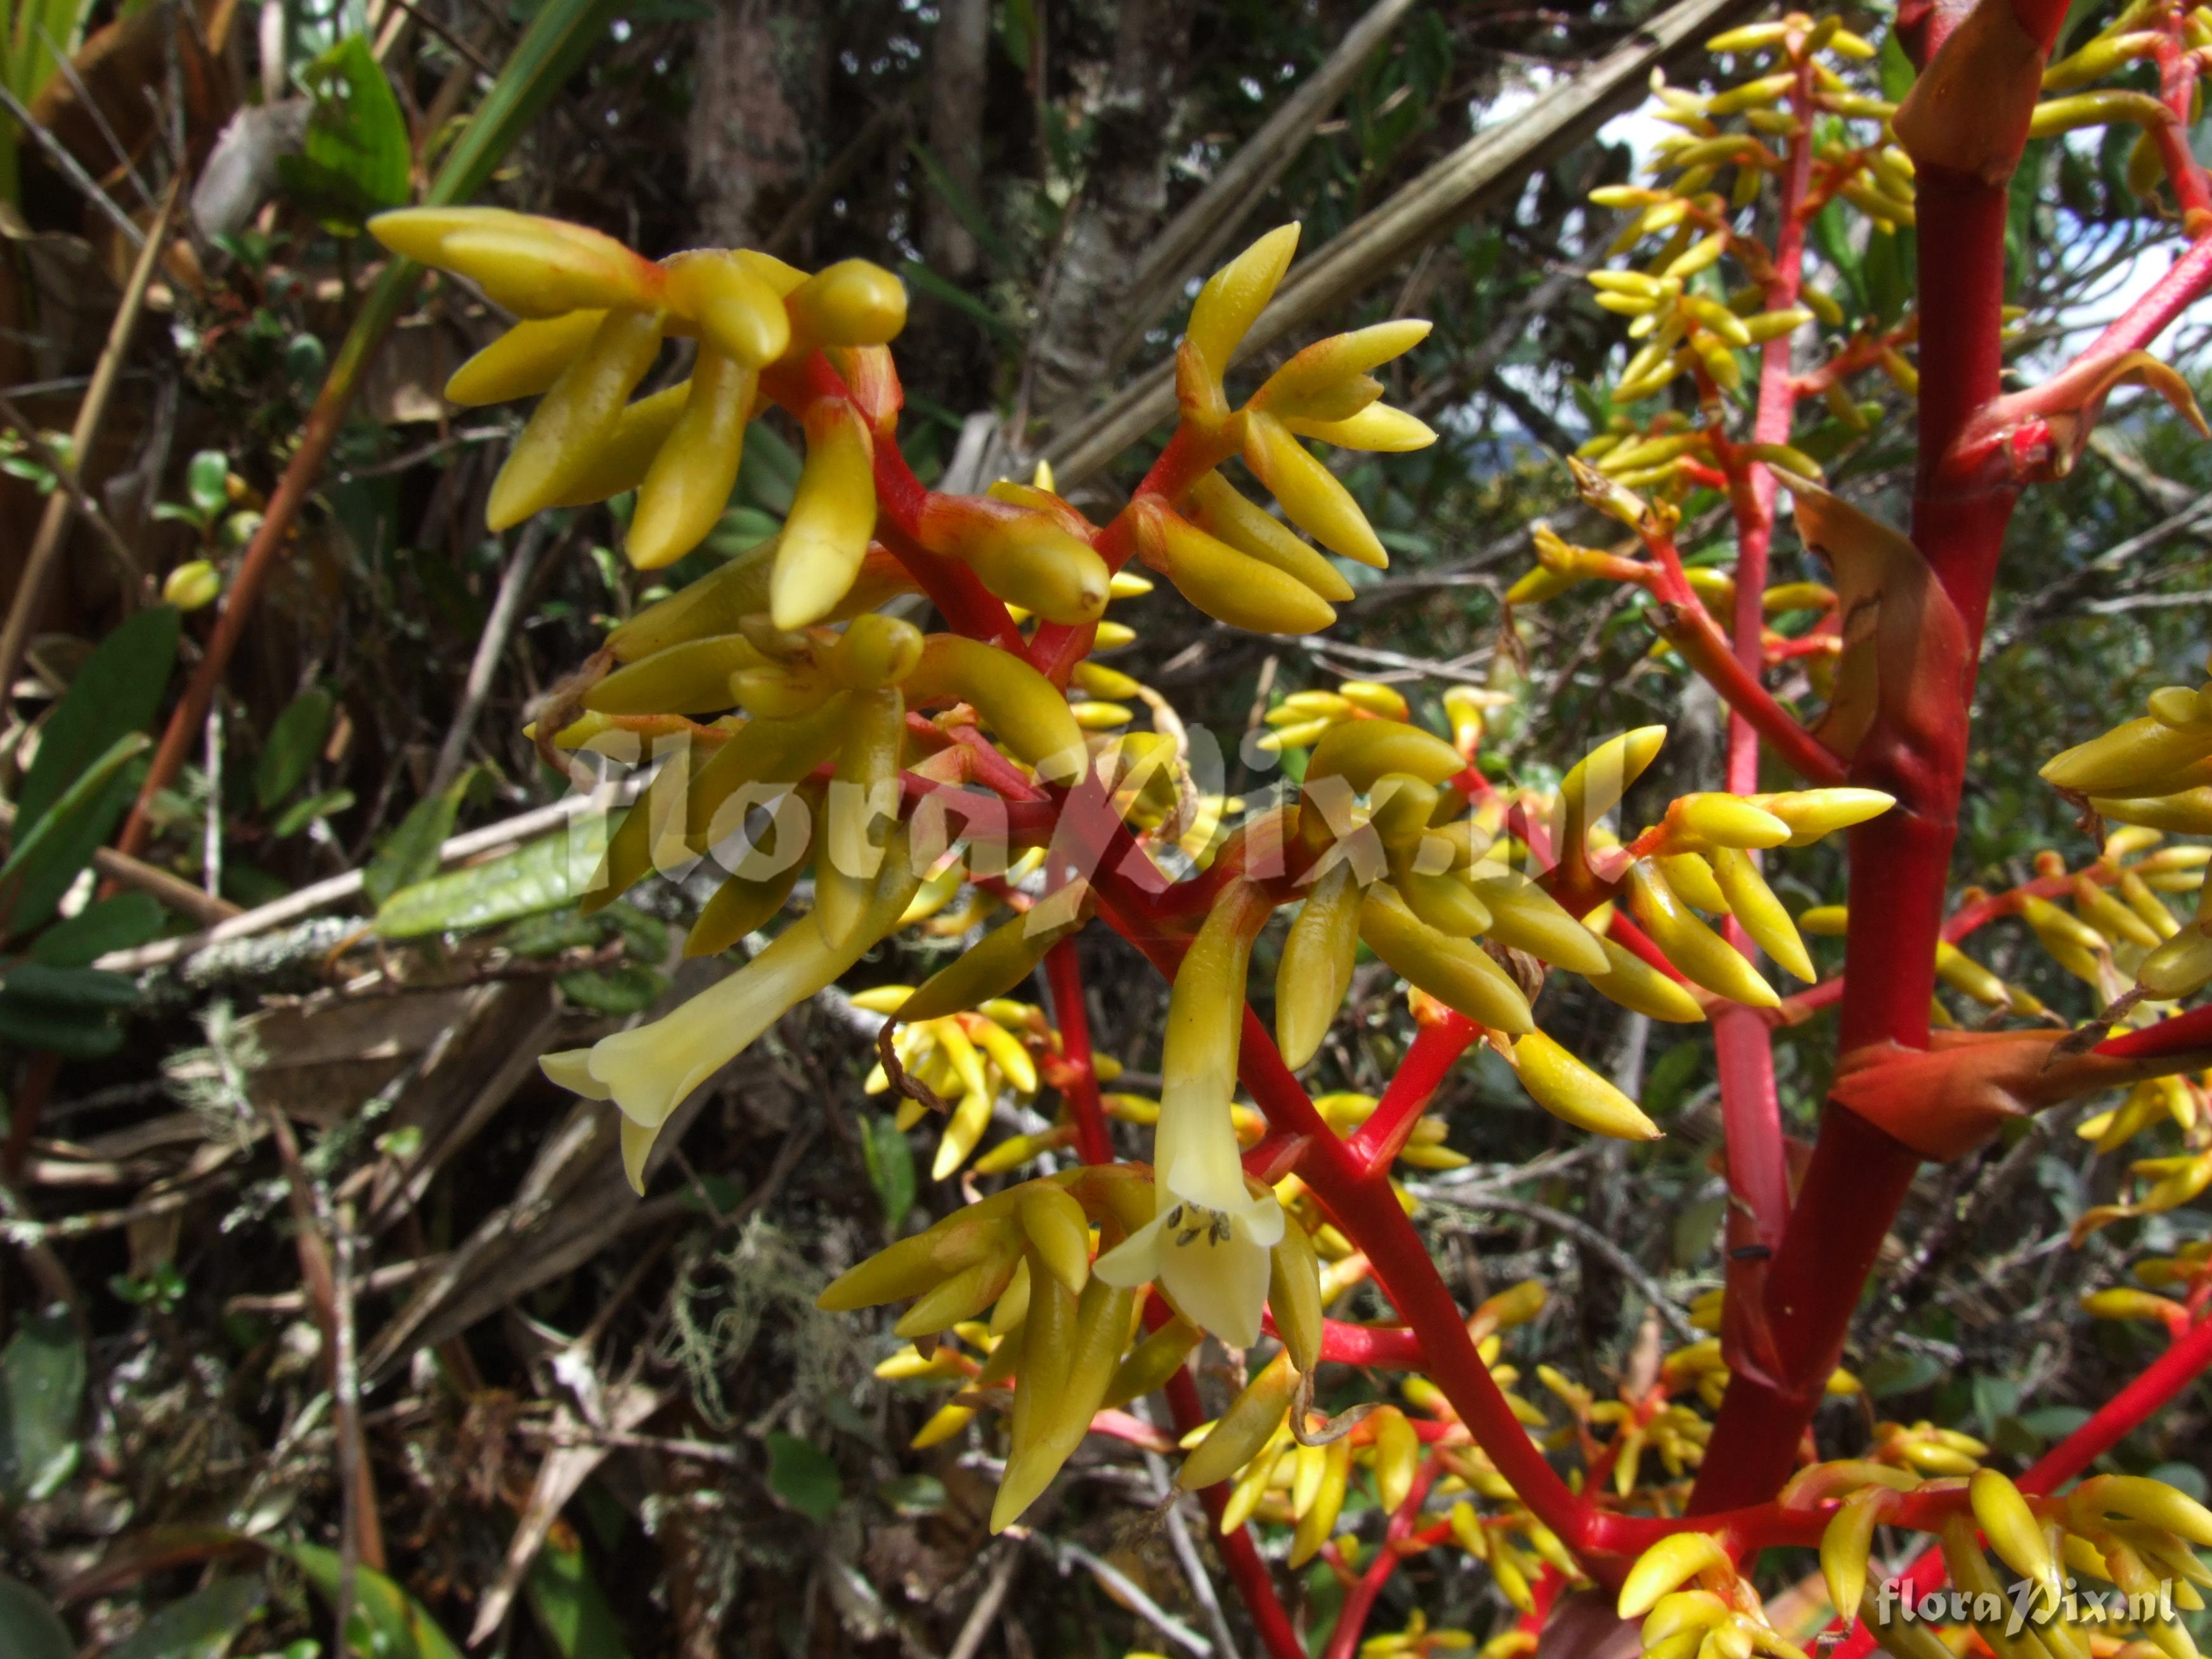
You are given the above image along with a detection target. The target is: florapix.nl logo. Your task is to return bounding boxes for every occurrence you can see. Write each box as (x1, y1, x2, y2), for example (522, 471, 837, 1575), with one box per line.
(1871, 1576, 2178, 1637)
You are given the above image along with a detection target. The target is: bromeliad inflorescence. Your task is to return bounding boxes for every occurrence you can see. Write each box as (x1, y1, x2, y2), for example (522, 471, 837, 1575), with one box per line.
(366, 3, 2212, 1651)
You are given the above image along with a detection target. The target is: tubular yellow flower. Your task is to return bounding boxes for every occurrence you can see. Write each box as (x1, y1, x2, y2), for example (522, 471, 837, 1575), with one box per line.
(446, 310, 604, 405)
(546, 831, 922, 1190)
(1242, 410, 1388, 568)
(628, 347, 757, 570)
(1511, 1031, 1661, 1140)
(1278, 861, 1364, 1069)
(1095, 882, 1285, 1347)
(1186, 224, 1301, 389)
(487, 306, 667, 531)
(769, 400, 877, 629)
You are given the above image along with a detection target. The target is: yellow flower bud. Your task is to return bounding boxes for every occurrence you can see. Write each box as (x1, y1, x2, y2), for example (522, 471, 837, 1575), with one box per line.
(1242, 410, 1388, 568)
(1186, 471, 1356, 602)
(2044, 715, 2212, 797)
(1584, 937, 1708, 1024)
(786, 258, 908, 348)
(1712, 847, 1816, 981)
(162, 560, 221, 611)
(663, 249, 792, 367)
(1628, 861, 1778, 1009)
(446, 310, 604, 405)
(1511, 1030, 1660, 1140)
(1268, 1215, 1325, 1375)
(1187, 224, 1300, 385)
(1359, 885, 1534, 1034)
(903, 632, 1086, 783)
(1133, 499, 1337, 635)
(1619, 1532, 1733, 1619)
(769, 400, 877, 629)
(628, 347, 757, 569)
(1180, 1349, 1300, 1492)
(488, 307, 667, 531)
(1277, 861, 1363, 1069)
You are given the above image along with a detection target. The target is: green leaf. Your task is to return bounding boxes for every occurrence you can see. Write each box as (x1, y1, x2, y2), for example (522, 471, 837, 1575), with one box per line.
(0, 1310, 84, 1506)
(185, 450, 231, 519)
(764, 1433, 842, 1521)
(734, 422, 801, 517)
(279, 1542, 462, 1659)
(273, 788, 358, 838)
(361, 769, 478, 909)
(15, 606, 178, 833)
(31, 893, 164, 966)
(876, 1474, 946, 1517)
(860, 1114, 914, 1232)
(523, 1531, 634, 1659)
(0, 962, 140, 1010)
(903, 140, 1010, 268)
(0, 992, 122, 1059)
(375, 815, 610, 939)
(895, 259, 1018, 344)
(702, 505, 784, 558)
(1877, 25, 1916, 103)
(556, 964, 668, 1015)
(256, 687, 335, 810)
(1, 732, 150, 935)
(2017, 1403, 2092, 1440)
(1858, 1350, 1941, 1399)
(0, 1574, 72, 1659)
(278, 37, 411, 227)
(108, 1575, 266, 1659)
(1641, 1041, 1703, 1118)
(504, 910, 604, 959)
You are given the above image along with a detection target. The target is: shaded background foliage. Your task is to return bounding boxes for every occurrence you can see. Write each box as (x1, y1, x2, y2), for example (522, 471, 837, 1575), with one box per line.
(5, 0, 2212, 1654)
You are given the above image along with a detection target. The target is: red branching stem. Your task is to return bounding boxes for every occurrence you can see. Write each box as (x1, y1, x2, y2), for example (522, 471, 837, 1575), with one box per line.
(2068, 232, 2212, 373)
(1325, 1452, 1448, 1659)
(1693, 127, 2021, 1509)
(1639, 540, 1848, 788)
(1084, 866, 1611, 1567)
(1831, 1313, 2212, 1659)
(1346, 1015, 1480, 1178)
(2154, 28, 2212, 223)
(1708, 60, 1818, 1362)
(2028, 1310, 2212, 1488)
(2096, 1002, 2212, 1063)
(1044, 938, 1114, 1166)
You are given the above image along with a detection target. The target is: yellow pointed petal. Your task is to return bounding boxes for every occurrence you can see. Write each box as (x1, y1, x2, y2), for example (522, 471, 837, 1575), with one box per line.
(488, 307, 667, 530)
(1513, 1031, 1660, 1140)
(1712, 847, 1816, 981)
(627, 349, 756, 570)
(446, 310, 605, 405)
(1242, 411, 1387, 567)
(1187, 224, 1300, 381)
(769, 400, 876, 628)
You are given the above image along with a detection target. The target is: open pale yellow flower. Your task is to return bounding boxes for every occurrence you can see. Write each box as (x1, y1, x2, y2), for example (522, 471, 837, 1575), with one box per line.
(1095, 881, 1284, 1346)
(543, 830, 921, 1191)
